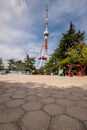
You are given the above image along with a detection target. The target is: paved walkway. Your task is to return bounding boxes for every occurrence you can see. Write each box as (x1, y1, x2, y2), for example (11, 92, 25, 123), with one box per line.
(0, 75, 87, 130)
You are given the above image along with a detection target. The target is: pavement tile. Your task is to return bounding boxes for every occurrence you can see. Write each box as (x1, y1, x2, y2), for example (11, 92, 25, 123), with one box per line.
(43, 89, 55, 94)
(0, 104, 7, 111)
(0, 123, 20, 130)
(51, 94, 64, 99)
(26, 90, 37, 96)
(0, 97, 11, 104)
(66, 106, 87, 121)
(18, 111, 50, 130)
(59, 92, 70, 96)
(6, 99, 25, 107)
(0, 107, 24, 123)
(5, 88, 17, 93)
(84, 121, 87, 129)
(24, 95, 39, 101)
(37, 93, 50, 98)
(81, 96, 87, 101)
(65, 95, 80, 101)
(40, 97, 55, 104)
(56, 99, 75, 106)
(22, 101, 44, 111)
(0, 92, 3, 94)
(72, 92, 85, 97)
(12, 93, 25, 99)
(43, 103, 65, 116)
(50, 115, 85, 130)
(75, 100, 87, 108)
(0, 92, 13, 97)
(36, 88, 45, 93)
(14, 90, 26, 94)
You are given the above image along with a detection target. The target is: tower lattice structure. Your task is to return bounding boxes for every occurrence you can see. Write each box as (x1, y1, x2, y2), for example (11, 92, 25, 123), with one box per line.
(37, 5, 49, 68)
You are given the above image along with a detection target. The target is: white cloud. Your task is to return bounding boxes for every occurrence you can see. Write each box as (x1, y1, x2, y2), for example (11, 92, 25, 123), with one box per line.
(22, 42, 41, 57)
(0, 25, 36, 43)
(49, 0, 87, 23)
(0, 0, 27, 23)
(0, 43, 25, 60)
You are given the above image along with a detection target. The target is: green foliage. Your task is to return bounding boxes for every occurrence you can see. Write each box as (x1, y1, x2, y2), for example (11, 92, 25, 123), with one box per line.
(8, 59, 16, 71)
(66, 43, 87, 65)
(24, 54, 35, 72)
(15, 60, 24, 71)
(7, 54, 35, 73)
(0, 58, 4, 70)
(44, 22, 87, 75)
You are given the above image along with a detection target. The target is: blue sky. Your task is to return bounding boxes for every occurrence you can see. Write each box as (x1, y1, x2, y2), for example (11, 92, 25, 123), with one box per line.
(0, 0, 87, 65)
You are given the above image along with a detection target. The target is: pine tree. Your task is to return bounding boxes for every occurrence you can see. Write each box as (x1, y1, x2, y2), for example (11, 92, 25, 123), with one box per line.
(24, 54, 35, 73)
(44, 22, 86, 74)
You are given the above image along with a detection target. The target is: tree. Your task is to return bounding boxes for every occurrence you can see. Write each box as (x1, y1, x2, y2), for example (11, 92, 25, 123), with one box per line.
(24, 54, 35, 73)
(8, 59, 16, 71)
(0, 58, 4, 70)
(66, 43, 87, 75)
(16, 60, 24, 71)
(59, 22, 85, 56)
(44, 22, 86, 74)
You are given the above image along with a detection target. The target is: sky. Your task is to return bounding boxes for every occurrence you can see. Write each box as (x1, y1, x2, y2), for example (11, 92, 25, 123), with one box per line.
(0, 0, 87, 66)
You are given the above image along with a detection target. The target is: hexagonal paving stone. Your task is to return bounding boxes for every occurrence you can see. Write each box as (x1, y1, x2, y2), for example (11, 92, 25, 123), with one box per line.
(0, 97, 11, 104)
(0, 108, 24, 123)
(72, 92, 84, 97)
(0, 104, 7, 111)
(65, 95, 80, 101)
(14, 90, 26, 95)
(66, 106, 87, 121)
(36, 88, 45, 93)
(18, 111, 50, 130)
(12, 93, 25, 99)
(5, 88, 17, 93)
(50, 115, 85, 130)
(24, 95, 39, 101)
(81, 96, 87, 101)
(26, 91, 37, 96)
(81, 96, 87, 100)
(56, 99, 75, 106)
(0, 92, 3, 94)
(51, 93, 64, 99)
(58, 92, 70, 96)
(40, 97, 55, 104)
(22, 101, 44, 111)
(37, 93, 50, 98)
(84, 121, 87, 129)
(43, 103, 65, 116)
(0, 123, 20, 130)
(75, 100, 87, 108)
(6, 99, 25, 107)
(0, 92, 13, 97)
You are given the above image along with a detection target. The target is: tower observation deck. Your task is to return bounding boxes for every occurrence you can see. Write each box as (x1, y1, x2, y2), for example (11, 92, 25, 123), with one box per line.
(36, 5, 49, 68)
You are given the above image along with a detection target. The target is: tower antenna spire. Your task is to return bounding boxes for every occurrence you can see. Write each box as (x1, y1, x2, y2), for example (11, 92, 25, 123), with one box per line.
(46, 4, 48, 30)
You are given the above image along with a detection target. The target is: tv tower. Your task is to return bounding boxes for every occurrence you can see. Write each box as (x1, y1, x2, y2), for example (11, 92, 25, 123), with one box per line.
(36, 5, 49, 68)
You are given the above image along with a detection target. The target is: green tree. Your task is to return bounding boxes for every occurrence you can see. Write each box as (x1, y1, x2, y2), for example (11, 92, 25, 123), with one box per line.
(16, 60, 24, 71)
(66, 43, 87, 75)
(24, 54, 35, 73)
(44, 22, 86, 74)
(0, 58, 4, 70)
(58, 22, 85, 59)
(8, 59, 16, 71)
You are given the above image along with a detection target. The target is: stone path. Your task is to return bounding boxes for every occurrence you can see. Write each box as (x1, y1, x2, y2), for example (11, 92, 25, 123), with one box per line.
(0, 75, 87, 130)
